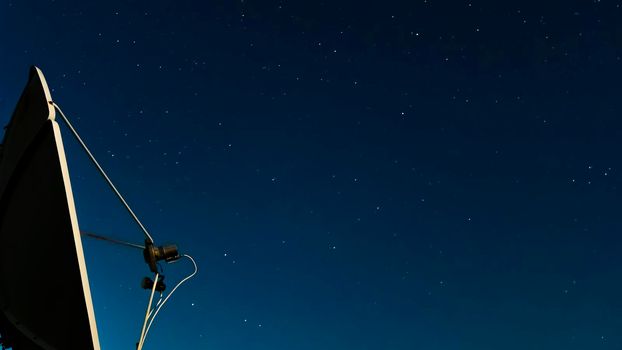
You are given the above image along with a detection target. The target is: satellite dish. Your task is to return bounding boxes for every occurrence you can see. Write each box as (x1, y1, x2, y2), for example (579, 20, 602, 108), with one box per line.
(0, 66, 197, 349)
(0, 67, 101, 349)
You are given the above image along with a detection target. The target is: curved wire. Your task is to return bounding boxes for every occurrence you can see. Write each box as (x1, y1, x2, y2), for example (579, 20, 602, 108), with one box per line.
(147, 292, 164, 320)
(52, 102, 155, 244)
(140, 254, 198, 346)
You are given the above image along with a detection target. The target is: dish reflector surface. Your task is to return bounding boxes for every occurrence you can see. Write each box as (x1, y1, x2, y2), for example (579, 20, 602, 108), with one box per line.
(0, 67, 100, 349)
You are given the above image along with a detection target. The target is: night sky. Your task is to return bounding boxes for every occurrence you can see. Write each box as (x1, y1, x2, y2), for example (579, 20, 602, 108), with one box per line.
(2, 1, 622, 349)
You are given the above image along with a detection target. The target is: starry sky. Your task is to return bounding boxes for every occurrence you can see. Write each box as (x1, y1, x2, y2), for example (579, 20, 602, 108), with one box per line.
(2, 0, 622, 349)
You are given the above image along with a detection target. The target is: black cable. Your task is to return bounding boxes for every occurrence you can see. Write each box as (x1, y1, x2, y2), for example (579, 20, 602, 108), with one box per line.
(80, 230, 145, 250)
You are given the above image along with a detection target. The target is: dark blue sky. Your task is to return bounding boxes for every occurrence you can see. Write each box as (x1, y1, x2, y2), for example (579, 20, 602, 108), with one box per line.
(2, 0, 622, 349)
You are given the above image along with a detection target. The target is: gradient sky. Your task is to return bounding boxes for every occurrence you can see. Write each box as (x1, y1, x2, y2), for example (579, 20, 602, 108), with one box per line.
(2, 1, 622, 349)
